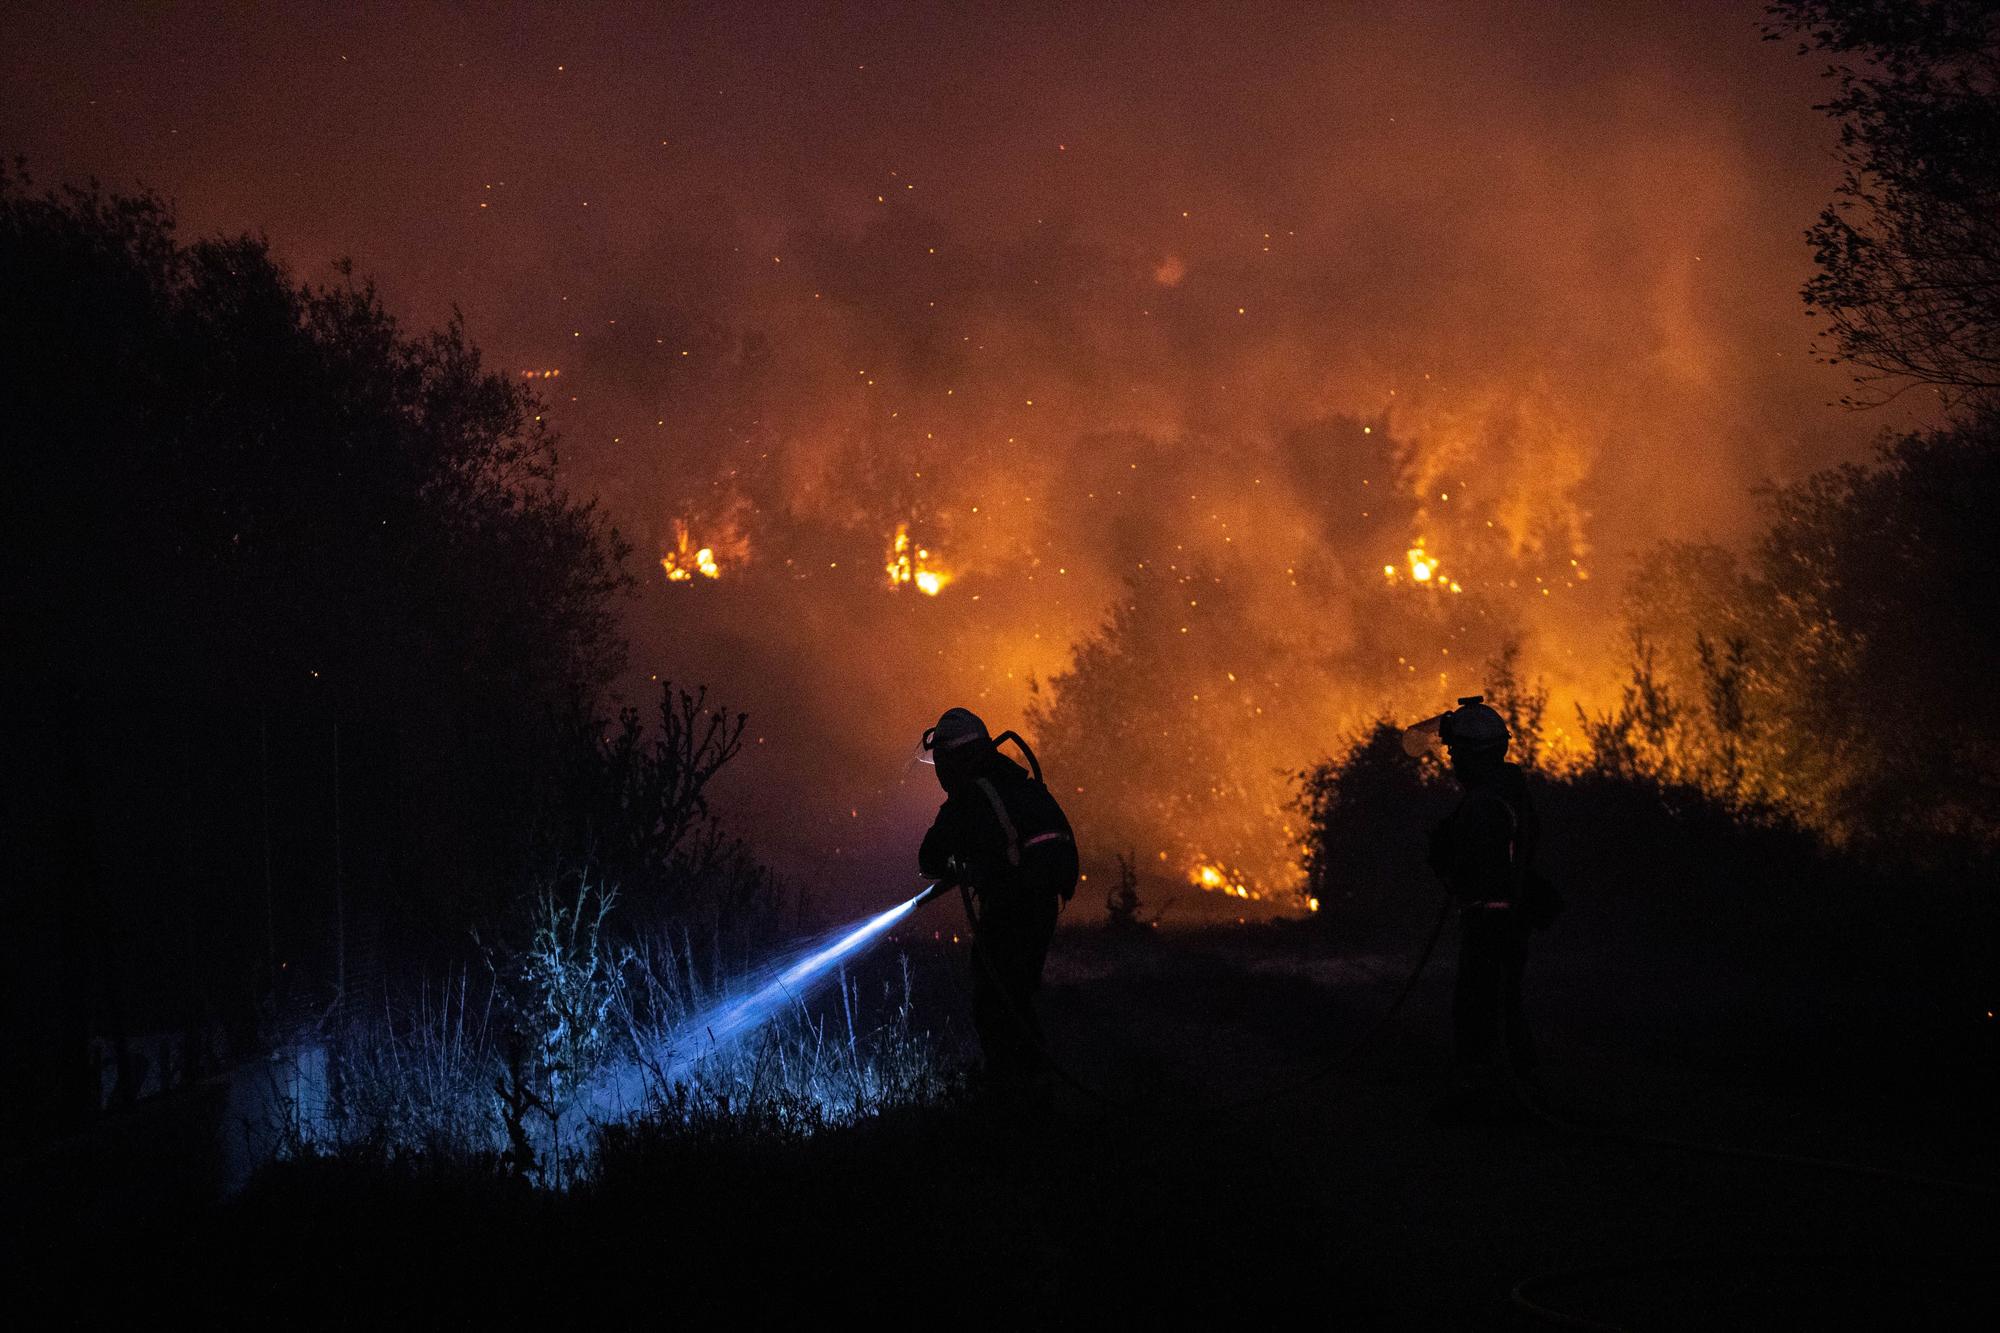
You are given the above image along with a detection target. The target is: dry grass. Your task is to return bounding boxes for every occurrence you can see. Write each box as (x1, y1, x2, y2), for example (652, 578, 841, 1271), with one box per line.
(268, 884, 958, 1187)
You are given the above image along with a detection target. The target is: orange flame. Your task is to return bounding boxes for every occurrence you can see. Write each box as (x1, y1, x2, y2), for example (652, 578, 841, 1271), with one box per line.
(661, 520, 725, 582)
(886, 523, 951, 595)
(1189, 861, 1261, 901)
(1383, 539, 1462, 593)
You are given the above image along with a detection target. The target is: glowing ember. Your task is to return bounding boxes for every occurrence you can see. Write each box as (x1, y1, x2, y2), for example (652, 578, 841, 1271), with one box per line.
(886, 523, 951, 595)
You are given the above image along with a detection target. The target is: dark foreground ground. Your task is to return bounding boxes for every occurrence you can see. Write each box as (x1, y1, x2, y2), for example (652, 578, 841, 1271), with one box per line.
(11, 894, 1997, 1330)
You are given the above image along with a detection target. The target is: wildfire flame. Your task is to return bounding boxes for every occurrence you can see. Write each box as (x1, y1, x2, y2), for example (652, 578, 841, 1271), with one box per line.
(886, 523, 950, 595)
(1190, 860, 1317, 912)
(661, 520, 723, 582)
(1190, 861, 1260, 901)
(1384, 540, 1462, 593)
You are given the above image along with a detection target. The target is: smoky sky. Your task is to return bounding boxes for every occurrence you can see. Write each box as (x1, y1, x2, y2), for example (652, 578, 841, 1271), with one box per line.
(4, 1, 1930, 905)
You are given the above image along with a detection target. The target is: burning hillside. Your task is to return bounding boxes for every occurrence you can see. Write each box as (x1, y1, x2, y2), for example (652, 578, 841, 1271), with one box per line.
(50, 2, 1908, 907)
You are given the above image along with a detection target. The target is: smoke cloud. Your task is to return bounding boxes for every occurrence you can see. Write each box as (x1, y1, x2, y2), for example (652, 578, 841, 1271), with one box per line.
(3, 0, 1932, 905)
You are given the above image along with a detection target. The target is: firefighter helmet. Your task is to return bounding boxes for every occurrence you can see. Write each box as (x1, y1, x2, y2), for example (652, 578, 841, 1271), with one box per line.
(919, 707, 991, 763)
(1440, 695, 1509, 754)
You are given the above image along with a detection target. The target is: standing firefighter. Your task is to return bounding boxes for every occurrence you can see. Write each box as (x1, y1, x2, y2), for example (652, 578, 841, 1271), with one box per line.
(1424, 695, 1560, 1116)
(917, 708, 1079, 1094)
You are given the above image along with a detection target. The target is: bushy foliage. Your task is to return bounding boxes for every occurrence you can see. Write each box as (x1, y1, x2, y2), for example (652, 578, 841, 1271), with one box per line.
(1574, 627, 1769, 803)
(538, 682, 785, 928)
(1299, 722, 1447, 931)
(480, 882, 631, 1180)
(1482, 640, 1554, 772)
(1300, 713, 1858, 951)
(1766, 0, 2000, 404)
(1621, 411, 2000, 852)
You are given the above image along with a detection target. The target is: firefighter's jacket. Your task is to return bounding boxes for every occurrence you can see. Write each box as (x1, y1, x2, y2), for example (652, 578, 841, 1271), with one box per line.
(919, 752, 1078, 903)
(1428, 761, 1539, 908)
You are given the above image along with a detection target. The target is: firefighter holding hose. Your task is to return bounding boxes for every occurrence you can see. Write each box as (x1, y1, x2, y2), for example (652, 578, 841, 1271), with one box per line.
(917, 708, 1079, 1097)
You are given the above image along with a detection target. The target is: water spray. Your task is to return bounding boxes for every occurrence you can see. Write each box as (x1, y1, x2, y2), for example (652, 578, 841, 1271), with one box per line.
(683, 881, 950, 1052)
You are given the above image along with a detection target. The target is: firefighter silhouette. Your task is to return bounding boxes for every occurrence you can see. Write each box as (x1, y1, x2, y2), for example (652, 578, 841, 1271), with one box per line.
(1420, 696, 1561, 1115)
(916, 708, 1078, 1093)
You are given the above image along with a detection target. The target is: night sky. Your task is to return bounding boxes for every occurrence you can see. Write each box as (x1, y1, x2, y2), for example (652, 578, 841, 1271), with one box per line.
(4, 0, 1930, 904)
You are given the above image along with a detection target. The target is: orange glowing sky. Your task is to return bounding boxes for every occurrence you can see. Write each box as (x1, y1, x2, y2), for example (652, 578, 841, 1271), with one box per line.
(3, 0, 1935, 903)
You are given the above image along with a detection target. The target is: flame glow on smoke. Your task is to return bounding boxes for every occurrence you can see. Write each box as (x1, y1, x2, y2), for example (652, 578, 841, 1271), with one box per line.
(458, 4, 1899, 912)
(11, 2, 1906, 913)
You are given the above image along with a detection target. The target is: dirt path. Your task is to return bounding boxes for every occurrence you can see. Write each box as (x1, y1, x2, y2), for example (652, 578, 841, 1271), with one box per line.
(1030, 922, 1999, 1327)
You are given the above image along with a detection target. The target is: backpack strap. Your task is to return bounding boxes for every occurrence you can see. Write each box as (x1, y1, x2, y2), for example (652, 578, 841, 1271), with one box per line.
(975, 776, 1022, 868)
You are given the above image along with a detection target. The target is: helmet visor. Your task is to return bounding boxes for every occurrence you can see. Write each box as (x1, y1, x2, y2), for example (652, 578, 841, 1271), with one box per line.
(1401, 711, 1448, 757)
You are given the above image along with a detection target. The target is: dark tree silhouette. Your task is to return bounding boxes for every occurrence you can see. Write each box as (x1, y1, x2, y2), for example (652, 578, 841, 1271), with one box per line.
(539, 681, 781, 929)
(1766, 1, 2000, 405)
(1, 167, 630, 1142)
(1299, 722, 1444, 930)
